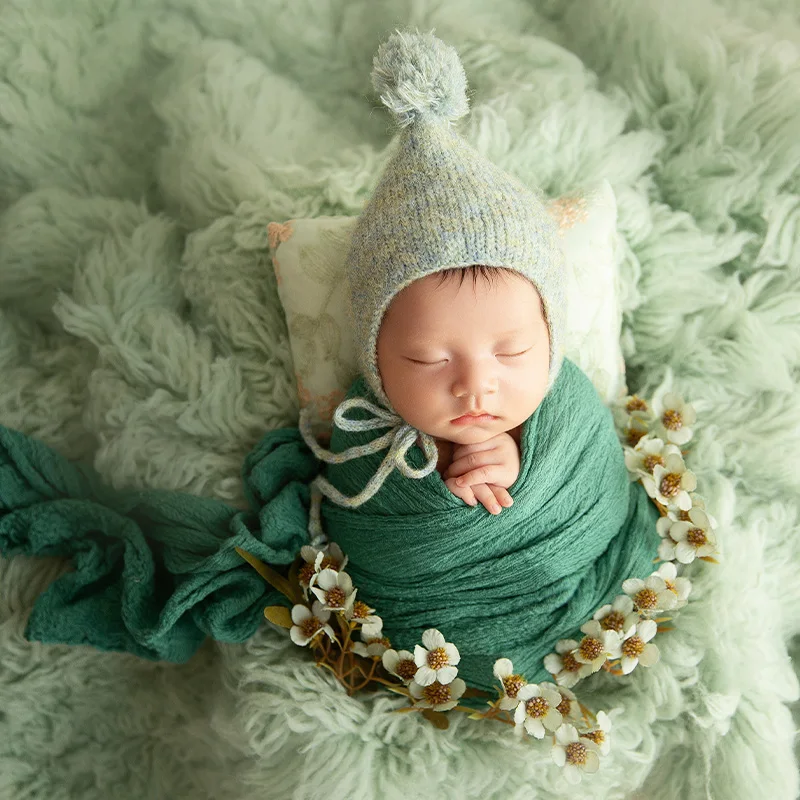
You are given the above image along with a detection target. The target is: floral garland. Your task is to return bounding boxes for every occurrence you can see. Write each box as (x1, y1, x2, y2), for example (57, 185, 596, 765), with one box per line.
(236, 391, 719, 785)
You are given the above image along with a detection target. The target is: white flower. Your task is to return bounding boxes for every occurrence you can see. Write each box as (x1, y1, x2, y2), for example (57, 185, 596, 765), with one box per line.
(382, 649, 418, 684)
(289, 600, 337, 647)
(622, 414, 651, 448)
(653, 562, 692, 609)
(574, 621, 622, 674)
(343, 597, 381, 627)
(544, 639, 588, 688)
(351, 619, 390, 657)
(591, 595, 639, 638)
(353, 625, 390, 658)
(666, 493, 718, 529)
(612, 394, 656, 431)
(309, 568, 358, 613)
(551, 723, 601, 784)
(641, 452, 697, 511)
(653, 392, 696, 446)
(541, 681, 583, 726)
(409, 677, 466, 711)
(298, 543, 348, 598)
(580, 710, 612, 756)
(618, 619, 660, 674)
(656, 514, 680, 562)
(666, 507, 719, 564)
(493, 658, 528, 711)
(414, 629, 461, 686)
(622, 573, 678, 616)
(513, 682, 563, 739)
(624, 436, 682, 481)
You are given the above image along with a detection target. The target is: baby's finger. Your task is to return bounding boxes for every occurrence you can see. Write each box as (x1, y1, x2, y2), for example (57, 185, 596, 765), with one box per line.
(472, 483, 502, 515)
(454, 465, 502, 488)
(444, 477, 478, 507)
(489, 485, 514, 508)
(444, 451, 499, 481)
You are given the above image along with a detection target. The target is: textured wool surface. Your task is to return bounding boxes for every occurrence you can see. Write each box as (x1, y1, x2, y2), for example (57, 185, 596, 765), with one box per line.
(0, 1, 799, 799)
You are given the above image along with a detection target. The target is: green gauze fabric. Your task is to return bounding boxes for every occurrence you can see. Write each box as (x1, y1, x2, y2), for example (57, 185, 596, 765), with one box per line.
(320, 358, 662, 691)
(0, 423, 319, 661)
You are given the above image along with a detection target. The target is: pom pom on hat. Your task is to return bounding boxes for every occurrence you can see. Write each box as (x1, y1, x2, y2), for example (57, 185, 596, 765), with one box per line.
(371, 29, 469, 128)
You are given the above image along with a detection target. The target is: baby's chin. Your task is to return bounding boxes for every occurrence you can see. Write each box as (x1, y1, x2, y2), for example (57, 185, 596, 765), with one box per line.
(427, 421, 514, 445)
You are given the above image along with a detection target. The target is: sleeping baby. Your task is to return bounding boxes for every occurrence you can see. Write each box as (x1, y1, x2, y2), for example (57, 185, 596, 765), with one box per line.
(377, 264, 549, 516)
(297, 29, 661, 692)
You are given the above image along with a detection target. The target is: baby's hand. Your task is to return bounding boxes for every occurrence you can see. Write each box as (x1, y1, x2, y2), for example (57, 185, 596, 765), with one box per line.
(442, 431, 520, 515)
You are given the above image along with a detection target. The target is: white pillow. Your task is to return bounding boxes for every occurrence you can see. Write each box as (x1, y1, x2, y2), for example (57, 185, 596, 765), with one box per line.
(268, 180, 626, 439)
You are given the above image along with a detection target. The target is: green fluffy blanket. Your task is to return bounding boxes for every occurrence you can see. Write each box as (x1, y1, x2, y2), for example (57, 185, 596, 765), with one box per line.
(1, 1, 799, 798)
(321, 361, 660, 691)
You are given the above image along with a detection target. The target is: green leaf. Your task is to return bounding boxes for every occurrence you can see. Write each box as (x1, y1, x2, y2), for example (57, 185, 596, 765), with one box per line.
(264, 606, 293, 629)
(235, 547, 297, 602)
(422, 709, 450, 729)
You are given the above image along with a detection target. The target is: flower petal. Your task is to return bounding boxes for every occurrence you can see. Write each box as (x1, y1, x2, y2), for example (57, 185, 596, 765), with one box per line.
(493, 658, 513, 679)
(291, 604, 312, 625)
(637, 619, 658, 642)
(415, 665, 437, 687)
(422, 629, 445, 650)
(443, 643, 461, 665)
(639, 643, 660, 667)
(437, 665, 459, 685)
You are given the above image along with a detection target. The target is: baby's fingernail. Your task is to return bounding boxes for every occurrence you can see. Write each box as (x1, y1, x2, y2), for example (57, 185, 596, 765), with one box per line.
(491, 505, 500, 514)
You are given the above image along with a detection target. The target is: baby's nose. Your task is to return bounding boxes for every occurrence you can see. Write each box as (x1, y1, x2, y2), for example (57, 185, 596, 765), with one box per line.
(452, 361, 498, 398)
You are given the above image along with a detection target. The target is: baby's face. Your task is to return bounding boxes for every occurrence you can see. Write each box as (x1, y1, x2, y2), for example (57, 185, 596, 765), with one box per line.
(376, 270, 550, 446)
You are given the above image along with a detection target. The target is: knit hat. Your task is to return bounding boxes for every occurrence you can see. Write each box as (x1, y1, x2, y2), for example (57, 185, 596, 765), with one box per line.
(347, 28, 567, 413)
(298, 28, 568, 516)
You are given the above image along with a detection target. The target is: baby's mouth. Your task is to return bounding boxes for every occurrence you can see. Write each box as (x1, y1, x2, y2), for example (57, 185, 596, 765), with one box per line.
(451, 412, 498, 424)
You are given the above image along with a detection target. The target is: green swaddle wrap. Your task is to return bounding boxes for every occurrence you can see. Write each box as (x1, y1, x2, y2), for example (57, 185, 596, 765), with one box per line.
(0, 357, 661, 694)
(317, 358, 661, 691)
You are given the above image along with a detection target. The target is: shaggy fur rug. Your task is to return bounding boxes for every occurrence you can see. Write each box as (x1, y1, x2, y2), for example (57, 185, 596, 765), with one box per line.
(1, 1, 799, 798)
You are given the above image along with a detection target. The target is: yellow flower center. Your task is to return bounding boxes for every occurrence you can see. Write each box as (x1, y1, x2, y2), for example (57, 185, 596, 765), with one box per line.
(325, 587, 346, 608)
(351, 600, 372, 619)
(662, 409, 683, 431)
(659, 472, 682, 497)
(298, 562, 316, 587)
(643, 454, 665, 473)
(600, 610, 626, 633)
(627, 428, 647, 447)
(687, 527, 707, 547)
(422, 681, 452, 706)
(622, 635, 645, 658)
(627, 396, 648, 413)
(298, 556, 340, 587)
(565, 740, 588, 765)
(634, 588, 658, 610)
(427, 647, 449, 670)
(556, 697, 572, 717)
(502, 674, 526, 699)
(578, 636, 604, 661)
(582, 729, 605, 745)
(395, 659, 418, 681)
(561, 651, 582, 673)
(300, 617, 322, 638)
(678, 509, 692, 522)
(525, 696, 549, 719)
(320, 556, 340, 571)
